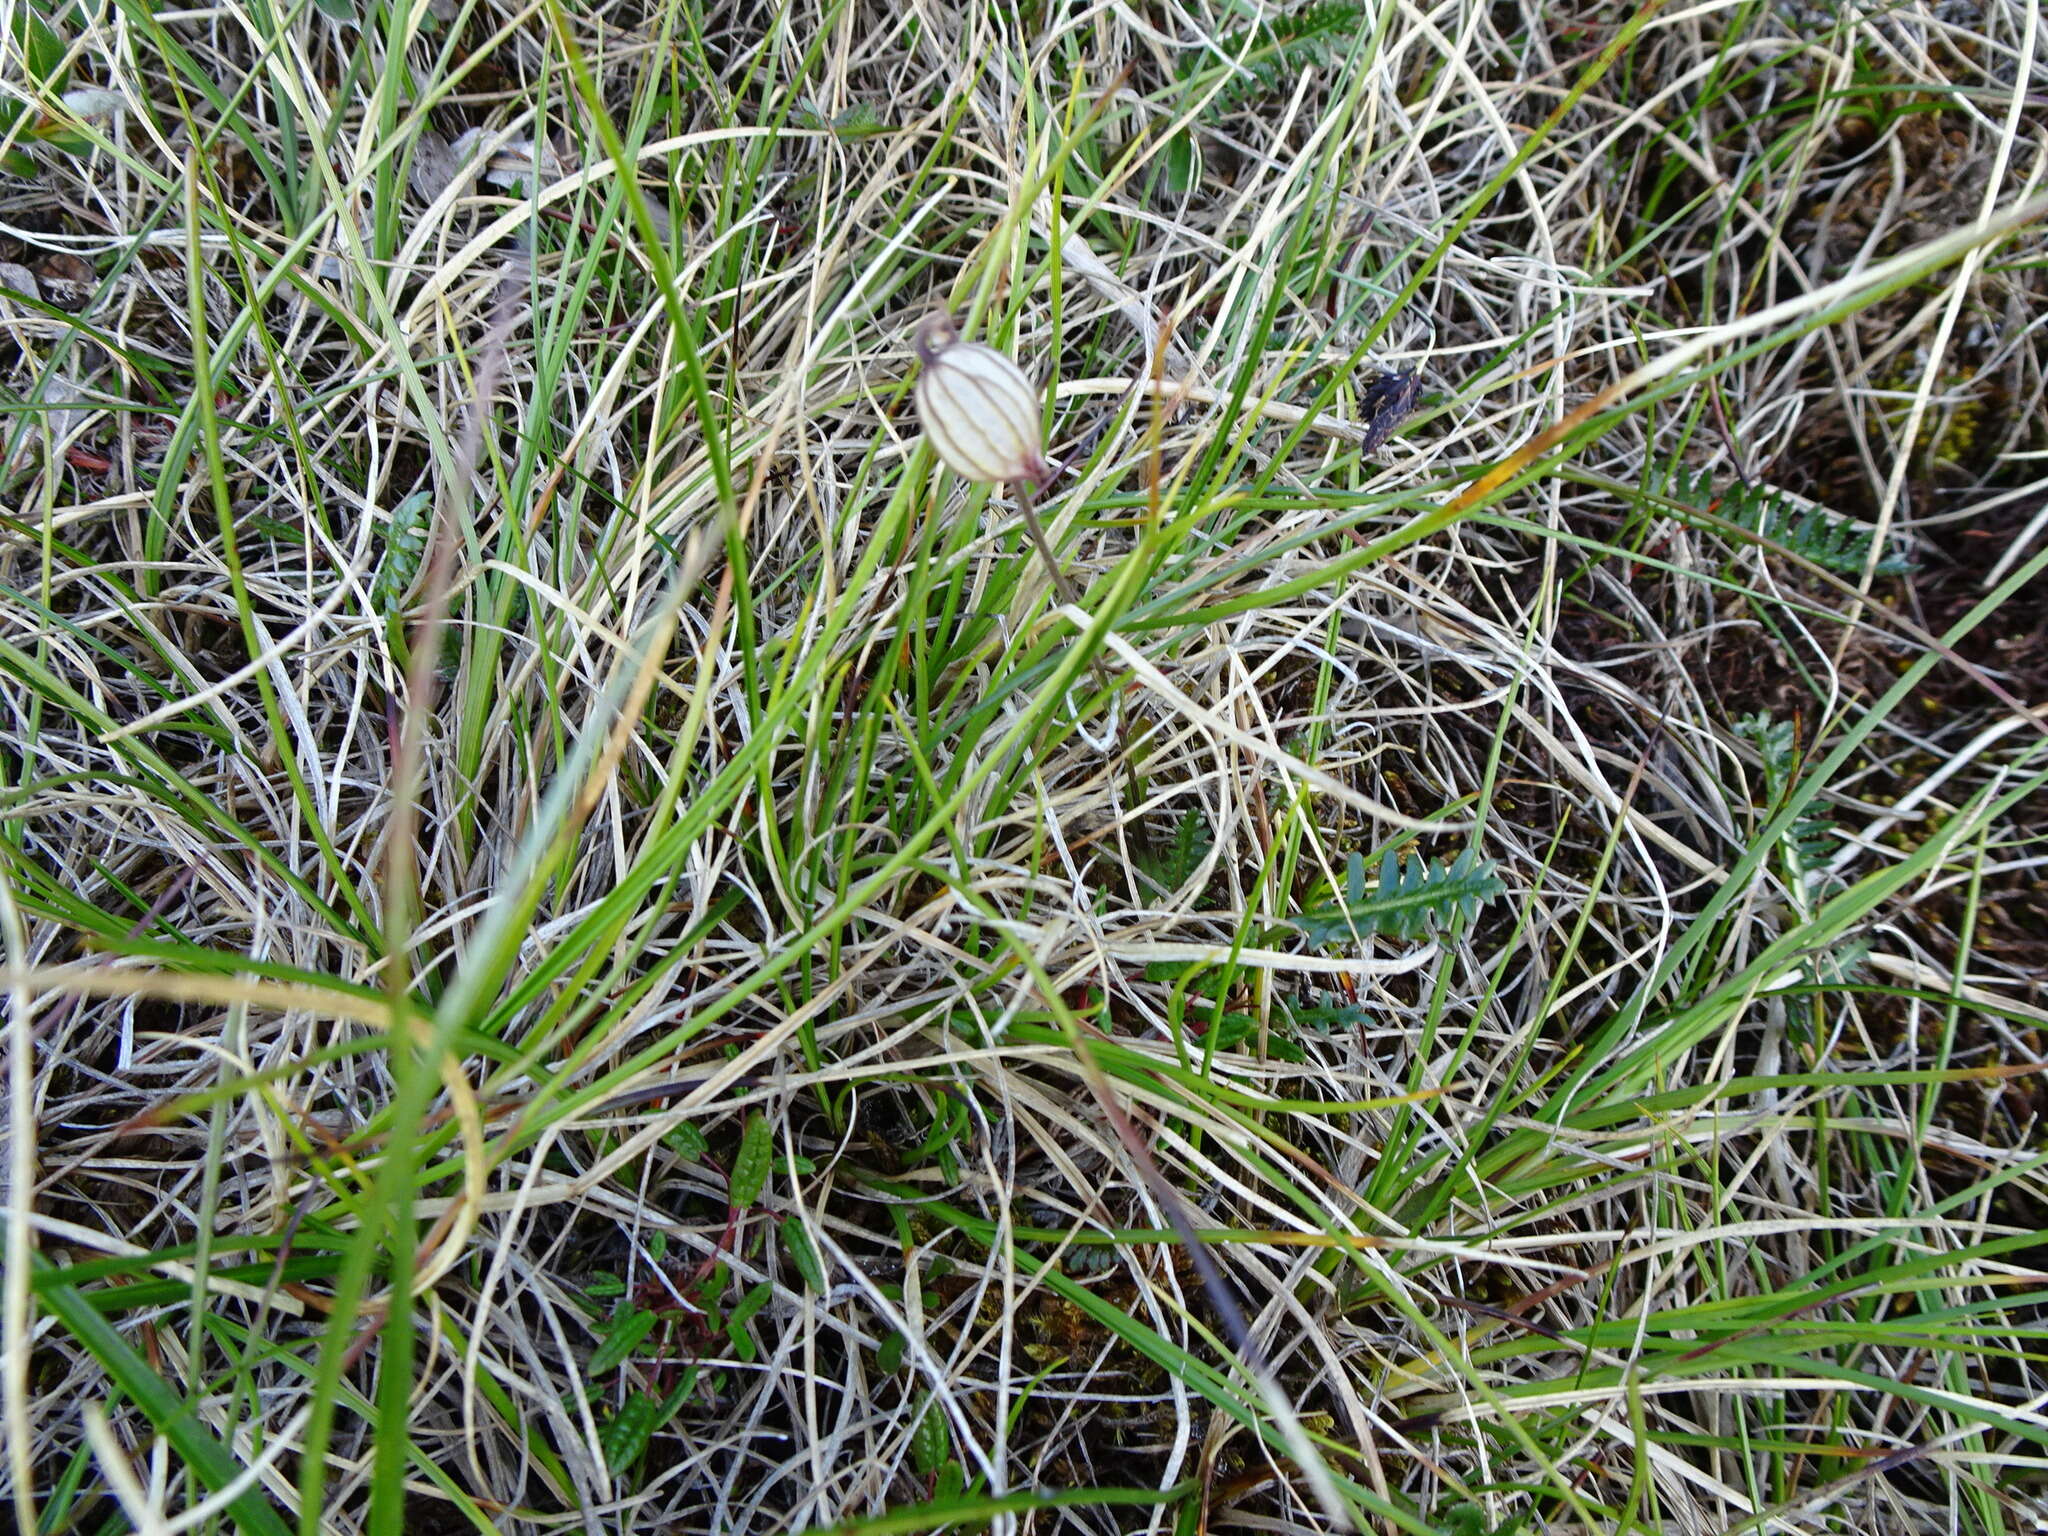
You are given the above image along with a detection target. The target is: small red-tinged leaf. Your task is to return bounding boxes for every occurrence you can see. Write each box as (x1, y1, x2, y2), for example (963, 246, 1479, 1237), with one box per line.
(728, 1111, 772, 1207)
(588, 1307, 656, 1376)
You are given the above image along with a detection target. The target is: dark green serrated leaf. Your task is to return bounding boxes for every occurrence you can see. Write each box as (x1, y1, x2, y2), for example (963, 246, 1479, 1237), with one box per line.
(1138, 807, 1213, 891)
(831, 101, 890, 139)
(1285, 994, 1374, 1034)
(1182, 2, 1367, 113)
(1736, 711, 1843, 894)
(1736, 710, 1799, 784)
(792, 99, 892, 140)
(1813, 937, 1872, 986)
(1790, 814, 1840, 869)
(729, 1110, 773, 1207)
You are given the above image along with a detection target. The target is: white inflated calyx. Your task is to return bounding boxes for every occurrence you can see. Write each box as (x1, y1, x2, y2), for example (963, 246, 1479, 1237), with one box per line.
(913, 311, 1048, 487)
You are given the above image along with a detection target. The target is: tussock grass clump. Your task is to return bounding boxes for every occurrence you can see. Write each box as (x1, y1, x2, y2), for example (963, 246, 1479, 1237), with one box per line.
(3, 1, 2046, 1533)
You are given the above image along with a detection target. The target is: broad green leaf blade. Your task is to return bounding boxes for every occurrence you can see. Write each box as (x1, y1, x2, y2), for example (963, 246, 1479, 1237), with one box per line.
(38, 1270, 294, 1536)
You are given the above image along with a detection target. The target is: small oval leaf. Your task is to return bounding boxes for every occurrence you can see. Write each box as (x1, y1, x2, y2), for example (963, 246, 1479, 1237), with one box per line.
(601, 1392, 662, 1475)
(588, 1308, 657, 1376)
(725, 1279, 773, 1363)
(728, 1111, 773, 1208)
(663, 1121, 708, 1161)
(909, 1392, 948, 1478)
(726, 1279, 773, 1330)
(780, 1213, 827, 1292)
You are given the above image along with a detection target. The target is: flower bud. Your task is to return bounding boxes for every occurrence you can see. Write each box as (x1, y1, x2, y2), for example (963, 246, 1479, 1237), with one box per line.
(913, 311, 1048, 487)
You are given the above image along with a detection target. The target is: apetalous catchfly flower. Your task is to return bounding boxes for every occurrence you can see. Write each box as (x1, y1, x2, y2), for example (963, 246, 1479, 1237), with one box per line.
(913, 311, 1048, 486)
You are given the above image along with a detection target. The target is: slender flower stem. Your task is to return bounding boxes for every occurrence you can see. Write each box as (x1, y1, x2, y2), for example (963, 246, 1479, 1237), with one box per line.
(1018, 482, 1150, 845)
(1016, 483, 1082, 613)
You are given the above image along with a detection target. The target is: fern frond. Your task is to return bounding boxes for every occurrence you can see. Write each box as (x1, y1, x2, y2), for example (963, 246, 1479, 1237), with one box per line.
(1288, 848, 1504, 949)
(792, 100, 891, 140)
(1186, 3, 1368, 113)
(1670, 467, 1912, 575)
(372, 490, 432, 620)
(1138, 808, 1213, 891)
(1809, 936, 1871, 986)
(1283, 992, 1374, 1035)
(1790, 814, 1839, 871)
(1736, 711, 1842, 896)
(1735, 711, 1798, 784)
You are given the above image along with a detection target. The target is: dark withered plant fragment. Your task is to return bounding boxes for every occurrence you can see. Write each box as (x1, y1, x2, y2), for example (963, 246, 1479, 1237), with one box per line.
(1357, 369, 1422, 455)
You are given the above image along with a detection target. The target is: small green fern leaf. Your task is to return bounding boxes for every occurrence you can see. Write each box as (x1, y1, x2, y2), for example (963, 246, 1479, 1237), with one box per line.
(1737, 711, 1843, 896)
(1810, 936, 1871, 986)
(372, 491, 432, 620)
(1289, 848, 1504, 949)
(1139, 808, 1213, 891)
(1735, 711, 1798, 786)
(793, 100, 892, 140)
(1671, 467, 1911, 575)
(1185, 3, 1368, 113)
(1790, 814, 1838, 871)
(1283, 992, 1374, 1035)
(831, 102, 890, 139)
